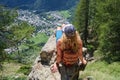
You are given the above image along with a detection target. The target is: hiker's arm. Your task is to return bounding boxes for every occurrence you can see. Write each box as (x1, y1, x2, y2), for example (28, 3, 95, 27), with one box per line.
(50, 40, 62, 73)
(78, 39, 87, 65)
(56, 40, 62, 64)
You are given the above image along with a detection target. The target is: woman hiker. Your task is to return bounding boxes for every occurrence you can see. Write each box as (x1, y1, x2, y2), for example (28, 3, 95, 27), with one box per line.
(51, 24, 87, 80)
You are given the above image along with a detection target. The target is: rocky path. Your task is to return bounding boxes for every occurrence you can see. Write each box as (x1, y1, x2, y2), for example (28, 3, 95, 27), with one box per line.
(28, 56, 61, 80)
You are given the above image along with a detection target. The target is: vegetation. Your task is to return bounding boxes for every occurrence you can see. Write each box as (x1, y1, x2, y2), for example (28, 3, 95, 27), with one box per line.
(80, 61, 120, 80)
(0, 62, 26, 80)
(0, 6, 48, 79)
(79, 50, 120, 80)
(0, 6, 35, 64)
(59, 10, 71, 19)
(95, 0, 120, 62)
(0, 6, 18, 63)
(73, 0, 89, 46)
(0, 32, 48, 79)
(73, 1, 120, 79)
(17, 65, 31, 75)
(74, 0, 120, 62)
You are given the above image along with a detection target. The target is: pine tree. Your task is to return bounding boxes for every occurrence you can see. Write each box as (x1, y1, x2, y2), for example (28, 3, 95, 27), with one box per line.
(0, 6, 35, 65)
(0, 6, 17, 63)
(73, 0, 89, 46)
(74, 0, 120, 62)
(96, 0, 120, 62)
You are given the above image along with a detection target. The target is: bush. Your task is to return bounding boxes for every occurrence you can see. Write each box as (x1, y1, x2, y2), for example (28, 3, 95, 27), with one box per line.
(17, 65, 32, 75)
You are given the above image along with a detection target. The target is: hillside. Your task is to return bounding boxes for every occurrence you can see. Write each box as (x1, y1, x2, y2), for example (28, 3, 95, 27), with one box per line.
(0, 0, 79, 11)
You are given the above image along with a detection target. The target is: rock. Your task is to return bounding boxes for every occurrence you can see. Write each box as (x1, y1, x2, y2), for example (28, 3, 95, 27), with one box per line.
(40, 35, 56, 65)
(28, 59, 61, 80)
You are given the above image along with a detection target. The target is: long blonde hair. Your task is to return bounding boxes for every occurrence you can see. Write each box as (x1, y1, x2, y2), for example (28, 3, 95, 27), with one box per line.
(60, 31, 82, 52)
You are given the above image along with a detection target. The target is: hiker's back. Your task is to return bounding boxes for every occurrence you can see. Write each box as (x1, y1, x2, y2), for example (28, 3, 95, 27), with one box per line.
(59, 37, 80, 66)
(56, 28, 83, 63)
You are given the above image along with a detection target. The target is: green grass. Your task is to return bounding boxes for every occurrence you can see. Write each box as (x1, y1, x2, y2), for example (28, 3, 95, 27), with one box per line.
(79, 50, 120, 80)
(79, 61, 120, 80)
(0, 62, 27, 80)
(16, 33, 48, 64)
(29, 33, 48, 44)
(19, 33, 48, 49)
(59, 10, 71, 18)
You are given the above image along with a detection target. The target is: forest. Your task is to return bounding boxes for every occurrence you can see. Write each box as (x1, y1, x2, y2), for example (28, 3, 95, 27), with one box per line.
(0, 0, 120, 80)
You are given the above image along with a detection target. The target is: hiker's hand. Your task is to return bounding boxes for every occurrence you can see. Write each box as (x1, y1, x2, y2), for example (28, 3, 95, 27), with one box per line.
(78, 59, 87, 71)
(83, 58, 87, 65)
(50, 63, 58, 73)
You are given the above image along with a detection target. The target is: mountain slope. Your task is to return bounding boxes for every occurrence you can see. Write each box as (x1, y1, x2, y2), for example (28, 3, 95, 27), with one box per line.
(0, 0, 79, 11)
